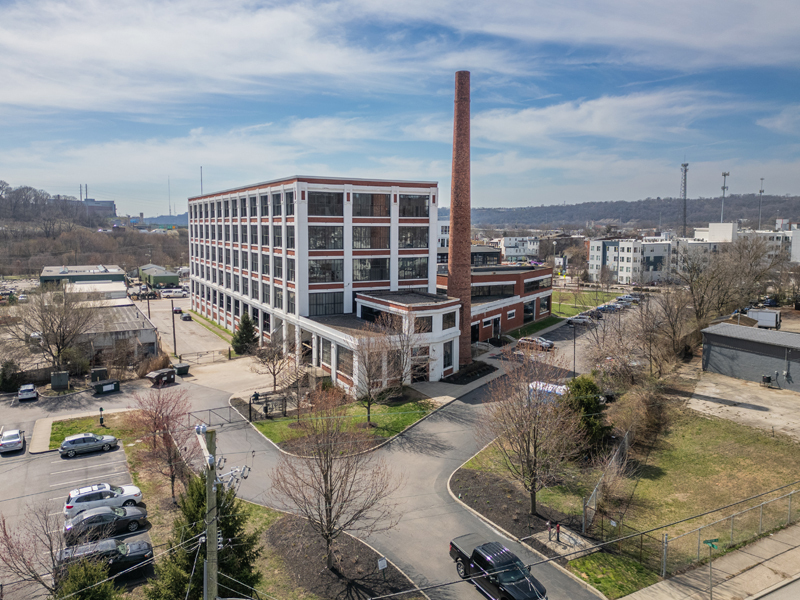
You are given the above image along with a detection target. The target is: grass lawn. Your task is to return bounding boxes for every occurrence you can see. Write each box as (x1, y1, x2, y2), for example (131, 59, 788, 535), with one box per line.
(510, 315, 563, 339)
(622, 406, 800, 535)
(568, 552, 660, 600)
(190, 310, 233, 344)
(553, 290, 618, 307)
(552, 303, 585, 318)
(254, 397, 436, 446)
(48, 412, 139, 450)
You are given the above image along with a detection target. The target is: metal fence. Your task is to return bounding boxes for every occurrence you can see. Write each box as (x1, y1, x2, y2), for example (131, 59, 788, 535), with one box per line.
(178, 349, 230, 364)
(583, 429, 633, 533)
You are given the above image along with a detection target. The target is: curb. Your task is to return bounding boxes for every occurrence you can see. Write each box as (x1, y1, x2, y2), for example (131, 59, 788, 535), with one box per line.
(238, 497, 431, 600)
(745, 570, 800, 599)
(29, 407, 133, 454)
(446, 457, 609, 600)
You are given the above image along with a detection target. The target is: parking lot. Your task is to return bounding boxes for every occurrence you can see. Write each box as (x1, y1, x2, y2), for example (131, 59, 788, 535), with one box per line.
(0, 435, 152, 598)
(136, 297, 229, 356)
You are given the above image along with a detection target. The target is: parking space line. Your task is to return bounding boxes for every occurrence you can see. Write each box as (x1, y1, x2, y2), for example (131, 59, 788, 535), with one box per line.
(50, 459, 128, 475)
(49, 471, 130, 487)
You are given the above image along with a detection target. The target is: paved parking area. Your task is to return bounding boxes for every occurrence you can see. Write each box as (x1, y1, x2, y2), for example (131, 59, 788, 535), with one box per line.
(688, 371, 800, 441)
(136, 297, 229, 356)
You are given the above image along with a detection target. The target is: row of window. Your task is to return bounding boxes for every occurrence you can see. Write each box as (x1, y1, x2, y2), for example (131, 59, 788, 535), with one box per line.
(191, 192, 296, 220)
(193, 281, 296, 316)
(306, 257, 429, 282)
(192, 254, 297, 281)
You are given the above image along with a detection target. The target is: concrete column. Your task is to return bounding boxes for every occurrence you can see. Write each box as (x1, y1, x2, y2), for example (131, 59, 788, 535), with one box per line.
(447, 71, 473, 367)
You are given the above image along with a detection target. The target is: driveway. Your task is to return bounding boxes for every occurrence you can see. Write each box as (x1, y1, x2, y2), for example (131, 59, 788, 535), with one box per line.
(135, 297, 229, 356)
(688, 371, 800, 441)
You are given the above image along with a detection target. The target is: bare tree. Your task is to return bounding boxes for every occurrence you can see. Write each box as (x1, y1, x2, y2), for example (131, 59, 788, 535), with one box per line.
(129, 388, 191, 452)
(271, 388, 402, 570)
(252, 338, 287, 393)
(352, 324, 393, 424)
(2, 284, 97, 369)
(0, 502, 67, 596)
(480, 348, 585, 515)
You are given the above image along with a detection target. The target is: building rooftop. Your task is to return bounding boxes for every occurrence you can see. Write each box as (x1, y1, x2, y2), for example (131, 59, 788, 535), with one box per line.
(190, 175, 439, 201)
(470, 265, 551, 275)
(308, 314, 378, 337)
(65, 281, 128, 294)
(84, 304, 156, 334)
(358, 290, 458, 306)
(41, 265, 123, 277)
(702, 323, 800, 351)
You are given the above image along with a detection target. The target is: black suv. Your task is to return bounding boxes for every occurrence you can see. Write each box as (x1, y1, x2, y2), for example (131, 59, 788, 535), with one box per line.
(55, 538, 153, 580)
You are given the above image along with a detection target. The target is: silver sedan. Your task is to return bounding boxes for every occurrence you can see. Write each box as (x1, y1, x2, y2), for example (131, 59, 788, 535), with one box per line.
(0, 430, 25, 453)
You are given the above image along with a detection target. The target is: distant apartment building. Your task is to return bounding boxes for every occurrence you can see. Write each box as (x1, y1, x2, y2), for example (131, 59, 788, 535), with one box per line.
(497, 236, 540, 262)
(588, 239, 643, 284)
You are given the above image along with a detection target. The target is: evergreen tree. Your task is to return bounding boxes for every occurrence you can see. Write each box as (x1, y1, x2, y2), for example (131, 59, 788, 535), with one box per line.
(54, 559, 123, 600)
(144, 473, 261, 600)
(231, 312, 258, 355)
(565, 375, 610, 446)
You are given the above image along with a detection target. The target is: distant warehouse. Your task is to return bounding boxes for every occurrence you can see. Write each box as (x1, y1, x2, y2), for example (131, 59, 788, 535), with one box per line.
(702, 323, 800, 392)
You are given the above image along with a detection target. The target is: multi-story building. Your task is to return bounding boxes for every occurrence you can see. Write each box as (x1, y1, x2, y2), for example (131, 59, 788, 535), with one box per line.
(497, 236, 540, 262)
(188, 175, 553, 391)
(587, 239, 642, 284)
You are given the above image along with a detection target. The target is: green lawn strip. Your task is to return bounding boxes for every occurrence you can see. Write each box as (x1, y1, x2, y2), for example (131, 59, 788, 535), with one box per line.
(190, 310, 234, 344)
(568, 552, 660, 599)
(510, 315, 564, 339)
(48, 414, 140, 450)
(253, 399, 436, 445)
(552, 304, 585, 318)
(623, 408, 800, 536)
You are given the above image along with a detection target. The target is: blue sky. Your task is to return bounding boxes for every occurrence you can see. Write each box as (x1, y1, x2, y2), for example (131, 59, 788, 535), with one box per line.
(1, 0, 799, 216)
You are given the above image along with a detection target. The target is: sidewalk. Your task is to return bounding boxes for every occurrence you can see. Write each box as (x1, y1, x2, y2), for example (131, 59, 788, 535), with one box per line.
(622, 524, 800, 600)
(29, 407, 131, 454)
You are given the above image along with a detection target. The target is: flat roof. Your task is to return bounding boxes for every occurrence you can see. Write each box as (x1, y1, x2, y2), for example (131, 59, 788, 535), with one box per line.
(66, 281, 127, 292)
(471, 266, 551, 275)
(358, 290, 458, 306)
(702, 323, 800, 351)
(84, 304, 155, 334)
(190, 175, 438, 201)
(41, 265, 123, 276)
(308, 314, 378, 337)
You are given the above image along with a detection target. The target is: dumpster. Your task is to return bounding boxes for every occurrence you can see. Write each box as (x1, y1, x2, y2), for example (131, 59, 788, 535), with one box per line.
(91, 367, 108, 382)
(145, 368, 176, 387)
(173, 363, 190, 376)
(92, 379, 120, 394)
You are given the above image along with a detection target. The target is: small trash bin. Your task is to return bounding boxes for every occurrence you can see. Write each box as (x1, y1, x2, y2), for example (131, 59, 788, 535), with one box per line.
(173, 363, 190, 376)
(92, 379, 120, 394)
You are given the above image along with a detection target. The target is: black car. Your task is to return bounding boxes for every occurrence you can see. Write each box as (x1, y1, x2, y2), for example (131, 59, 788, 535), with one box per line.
(180, 313, 192, 321)
(64, 506, 148, 544)
(55, 538, 153, 580)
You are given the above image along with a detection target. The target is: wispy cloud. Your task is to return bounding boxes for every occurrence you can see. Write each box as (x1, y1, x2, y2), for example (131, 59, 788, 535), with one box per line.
(757, 105, 800, 135)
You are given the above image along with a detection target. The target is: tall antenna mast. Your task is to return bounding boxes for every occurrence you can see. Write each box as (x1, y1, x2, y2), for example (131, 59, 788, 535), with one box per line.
(721, 172, 729, 222)
(168, 176, 172, 216)
(680, 163, 689, 237)
(758, 178, 765, 230)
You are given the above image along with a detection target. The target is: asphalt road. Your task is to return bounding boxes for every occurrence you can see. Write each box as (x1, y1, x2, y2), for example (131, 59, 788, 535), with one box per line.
(137, 297, 229, 356)
(760, 578, 800, 599)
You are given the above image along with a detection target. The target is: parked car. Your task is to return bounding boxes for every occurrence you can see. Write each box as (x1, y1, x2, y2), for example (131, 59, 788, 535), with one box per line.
(59, 433, 119, 458)
(517, 336, 554, 352)
(64, 506, 148, 545)
(17, 294, 28, 303)
(588, 310, 604, 319)
(567, 316, 592, 326)
(450, 533, 547, 599)
(63, 483, 143, 518)
(161, 289, 188, 299)
(172, 306, 182, 314)
(55, 538, 153, 581)
(28, 331, 43, 344)
(17, 383, 38, 401)
(0, 429, 24, 453)
(180, 313, 192, 321)
(763, 298, 779, 307)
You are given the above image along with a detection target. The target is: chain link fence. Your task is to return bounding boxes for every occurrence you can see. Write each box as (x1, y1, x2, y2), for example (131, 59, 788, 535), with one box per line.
(583, 429, 633, 533)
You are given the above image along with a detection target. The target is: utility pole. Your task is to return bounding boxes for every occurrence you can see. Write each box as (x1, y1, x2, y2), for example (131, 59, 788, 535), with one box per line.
(758, 178, 765, 230)
(170, 298, 177, 356)
(195, 426, 218, 600)
(680, 163, 689, 237)
(720, 172, 729, 222)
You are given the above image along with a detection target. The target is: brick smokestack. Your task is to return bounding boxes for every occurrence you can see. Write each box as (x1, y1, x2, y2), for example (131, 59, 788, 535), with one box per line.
(447, 71, 472, 367)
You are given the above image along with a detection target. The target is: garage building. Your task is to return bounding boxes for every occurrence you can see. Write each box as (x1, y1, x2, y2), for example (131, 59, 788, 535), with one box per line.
(702, 323, 800, 392)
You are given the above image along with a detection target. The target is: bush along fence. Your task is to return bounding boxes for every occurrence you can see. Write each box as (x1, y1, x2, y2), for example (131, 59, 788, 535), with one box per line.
(583, 429, 634, 534)
(585, 482, 800, 579)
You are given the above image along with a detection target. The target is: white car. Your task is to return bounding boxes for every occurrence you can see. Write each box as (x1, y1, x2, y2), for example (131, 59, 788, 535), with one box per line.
(63, 483, 143, 518)
(568, 316, 593, 326)
(0, 430, 24, 453)
(17, 384, 38, 401)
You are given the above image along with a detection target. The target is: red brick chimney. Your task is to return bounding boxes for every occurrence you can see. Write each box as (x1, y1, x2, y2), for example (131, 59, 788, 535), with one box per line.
(447, 71, 473, 367)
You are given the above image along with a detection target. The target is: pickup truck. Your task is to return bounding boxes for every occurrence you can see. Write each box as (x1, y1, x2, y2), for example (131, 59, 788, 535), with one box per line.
(449, 533, 548, 600)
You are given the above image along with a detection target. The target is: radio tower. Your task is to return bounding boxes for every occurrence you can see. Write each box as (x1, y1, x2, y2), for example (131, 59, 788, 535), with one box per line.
(680, 163, 689, 237)
(720, 172, 729, 222)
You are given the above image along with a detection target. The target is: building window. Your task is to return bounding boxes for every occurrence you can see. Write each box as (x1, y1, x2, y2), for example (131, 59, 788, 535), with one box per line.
(443, 340, 453, 369)
(274, 288, 283, 310)
(353, 258, 390, 281)
(225, 226, 230, 242)
(241, 225, 247, 244)
(262, 283, 271, 305)
(250, 196, 257, 216)
(261, 225, 269, 246)
(242, 252, 248, 271)
(321, 339, 332, 365)
(399, 194, 428, 218)
(232, 199, 238, 217)
(273, 225, 282, 247)
(399, 227, 428, 248)
(398, 257, 428, 280)
(353, 193, 390, 217)
(260, 195, 269, 216)
(287, 258, 295, 282)
(240, 197, 247, 217)
(337, 346, 353, 377)
(309, 226, 343, 249)
(414, 315, 432, 333)
(226, 295, 231, 313)
(251, 252, 258, 272)
(273, 256, 283, 280)
(287, 291, 295, 314)
(233, 276, 239, 292)
(272, 192, 282, 216)
(353, 226, 390, 249)
(309, 259, 344, 283)
(308, 191, 344, 216)
(261, 257, 270, 275)
(251, 225, 258, 245)
(507, 310, 516, 320)
(232, 226, 238, 243)
(234, 299, 240, 316)
(309, 292, 344, 316)
(286, 226, 295, 249)
(224, 201, 230, 217)
(524, 277, 552, 293)
(225, 272, 231, 288)
(472, 284, 514, 298)
(242, 278, 249, 296)
(285, 191, 295, 216)
(233, 252, 239, 268)
(540, 296, 551, 312)
(443, 311, 456, 330)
